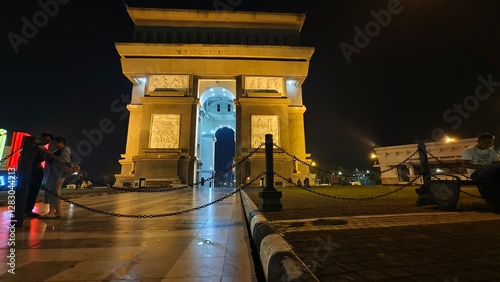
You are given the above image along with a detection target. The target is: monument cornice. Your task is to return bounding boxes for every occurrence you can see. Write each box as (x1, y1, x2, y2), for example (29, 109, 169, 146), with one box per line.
(126, 104, 143, 111)
(120, 58, 311, 83)
(140, 96, 196, 104)
(126, 8, 306, 31)
(236, 97, 291, 105)
(287, 106, 307, 114)
(116, 43, 314, 61)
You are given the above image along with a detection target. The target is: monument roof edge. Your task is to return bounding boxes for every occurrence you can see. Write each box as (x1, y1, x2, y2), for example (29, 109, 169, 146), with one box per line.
(125, 7, 306, 31)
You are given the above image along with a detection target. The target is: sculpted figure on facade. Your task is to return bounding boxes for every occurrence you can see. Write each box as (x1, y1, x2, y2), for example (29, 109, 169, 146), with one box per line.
(149, 114, 180, 148)
(251, 115, 280, 148)
(245, 76, 283, 94)
(148, 75, 189, 92)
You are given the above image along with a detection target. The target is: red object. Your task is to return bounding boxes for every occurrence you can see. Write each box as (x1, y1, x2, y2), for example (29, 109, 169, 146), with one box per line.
(6, 132, 31, 170)
(41, 143, 49, 168)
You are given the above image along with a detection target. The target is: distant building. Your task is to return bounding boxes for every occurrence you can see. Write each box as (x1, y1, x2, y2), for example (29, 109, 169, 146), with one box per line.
(373, 138, 479, 185)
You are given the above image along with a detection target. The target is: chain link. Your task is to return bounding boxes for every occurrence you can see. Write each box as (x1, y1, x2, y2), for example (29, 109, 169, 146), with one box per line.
(426, 149, 484, 198)
(274, 172, 423, 200)
(426, 149, 471, 180)
(20, 141, 266, 217)
(41, 172, 266, 218)
(459, 189, 484, 198)
(272, 143, 483, 200)
(0, 147, 22, 164)
(272, 143, 419, 177)
(51, 143, 267, 193)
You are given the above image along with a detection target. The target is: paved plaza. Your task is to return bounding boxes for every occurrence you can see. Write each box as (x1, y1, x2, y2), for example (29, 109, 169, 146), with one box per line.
(1, 185, 500, 281)
(243, 186, 500, 281)
(0, 187, 258, 282)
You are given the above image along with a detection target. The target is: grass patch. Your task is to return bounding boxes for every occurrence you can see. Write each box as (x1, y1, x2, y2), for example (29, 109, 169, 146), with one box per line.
(273, 185, 420, 199)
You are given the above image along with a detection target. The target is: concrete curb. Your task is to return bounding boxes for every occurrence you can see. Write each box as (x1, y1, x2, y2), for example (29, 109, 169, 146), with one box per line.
(240, 190, 320, 282)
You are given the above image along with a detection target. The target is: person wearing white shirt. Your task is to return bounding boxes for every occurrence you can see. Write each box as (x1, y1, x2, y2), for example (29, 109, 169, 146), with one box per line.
(462, 132, 500, 181)
(462, 132, 500, 207)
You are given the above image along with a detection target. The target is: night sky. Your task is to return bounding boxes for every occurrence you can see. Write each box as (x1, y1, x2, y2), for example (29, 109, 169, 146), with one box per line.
(1, 0, 500, 176)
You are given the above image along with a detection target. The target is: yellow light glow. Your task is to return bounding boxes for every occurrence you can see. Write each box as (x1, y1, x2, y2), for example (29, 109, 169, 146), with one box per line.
(444, 136, 455, 143)
(370, 153, 377, 159)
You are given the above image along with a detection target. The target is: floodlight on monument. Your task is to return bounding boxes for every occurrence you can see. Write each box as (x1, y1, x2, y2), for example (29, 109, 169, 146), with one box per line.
(370, 153, 377, 159)
(134, 77, 146, 84)
(286, 79, 298, 86)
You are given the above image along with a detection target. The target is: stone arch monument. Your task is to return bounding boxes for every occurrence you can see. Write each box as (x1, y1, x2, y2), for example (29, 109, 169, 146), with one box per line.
(114, 7, 315, 187)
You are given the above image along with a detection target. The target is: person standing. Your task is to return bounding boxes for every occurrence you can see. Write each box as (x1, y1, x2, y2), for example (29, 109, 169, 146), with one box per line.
(38, 136, 72, 219)
(304, 177, 310, 188)
(25, 132, 53, 218)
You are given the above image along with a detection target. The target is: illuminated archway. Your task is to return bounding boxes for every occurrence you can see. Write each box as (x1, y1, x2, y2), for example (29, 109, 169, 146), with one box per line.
(197, 84, 236, 185)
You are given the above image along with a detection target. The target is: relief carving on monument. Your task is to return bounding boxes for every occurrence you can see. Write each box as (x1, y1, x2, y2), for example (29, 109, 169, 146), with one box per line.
(149, 114, 181, 148)
(245, 76, 284, 96)
(148, 75, 189, 95)
(251, 115, 280, 148)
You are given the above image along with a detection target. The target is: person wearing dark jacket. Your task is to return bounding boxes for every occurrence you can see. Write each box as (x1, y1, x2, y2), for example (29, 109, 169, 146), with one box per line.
(25, 132, 53, 218)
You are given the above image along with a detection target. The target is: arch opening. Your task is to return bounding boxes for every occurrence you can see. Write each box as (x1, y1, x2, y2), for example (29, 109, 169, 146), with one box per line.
(196, 83, 236, 187)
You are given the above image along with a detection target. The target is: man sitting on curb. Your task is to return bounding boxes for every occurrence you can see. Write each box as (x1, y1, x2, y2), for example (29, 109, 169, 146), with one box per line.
(462, 132, 500, 207)
(462, 132, 500, 183)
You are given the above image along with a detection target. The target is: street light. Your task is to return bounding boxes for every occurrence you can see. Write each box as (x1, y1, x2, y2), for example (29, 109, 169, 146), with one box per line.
(444, 136, 456, 143)
(370, 153, 378, 165)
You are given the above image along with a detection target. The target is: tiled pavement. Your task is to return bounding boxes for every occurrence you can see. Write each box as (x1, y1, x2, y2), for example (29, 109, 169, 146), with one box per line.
(243, 186, 500, 281)
(0, 187, 259, 282)
(2, 185, 500, 281)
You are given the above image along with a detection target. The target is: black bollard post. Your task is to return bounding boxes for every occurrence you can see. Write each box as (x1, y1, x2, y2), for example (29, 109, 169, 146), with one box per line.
(415, 141, 435, 205)
(258, 134, 282, 211)
(13, 136, 36, 228)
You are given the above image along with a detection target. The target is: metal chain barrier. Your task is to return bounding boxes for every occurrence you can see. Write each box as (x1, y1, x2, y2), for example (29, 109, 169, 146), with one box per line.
(272, 143, 419, 177)
(274, 171, 423, 200)
(459, 190, 484, 198)
(57, 143, 266, 193)
(0, 147, 22, 164)
(41, 172, 266, 218)
(426, 149, 471, 179)
(425, 149, 483, 198)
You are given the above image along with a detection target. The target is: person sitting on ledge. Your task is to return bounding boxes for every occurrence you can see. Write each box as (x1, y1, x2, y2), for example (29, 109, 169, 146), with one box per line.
(462, 132, 500, 184)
